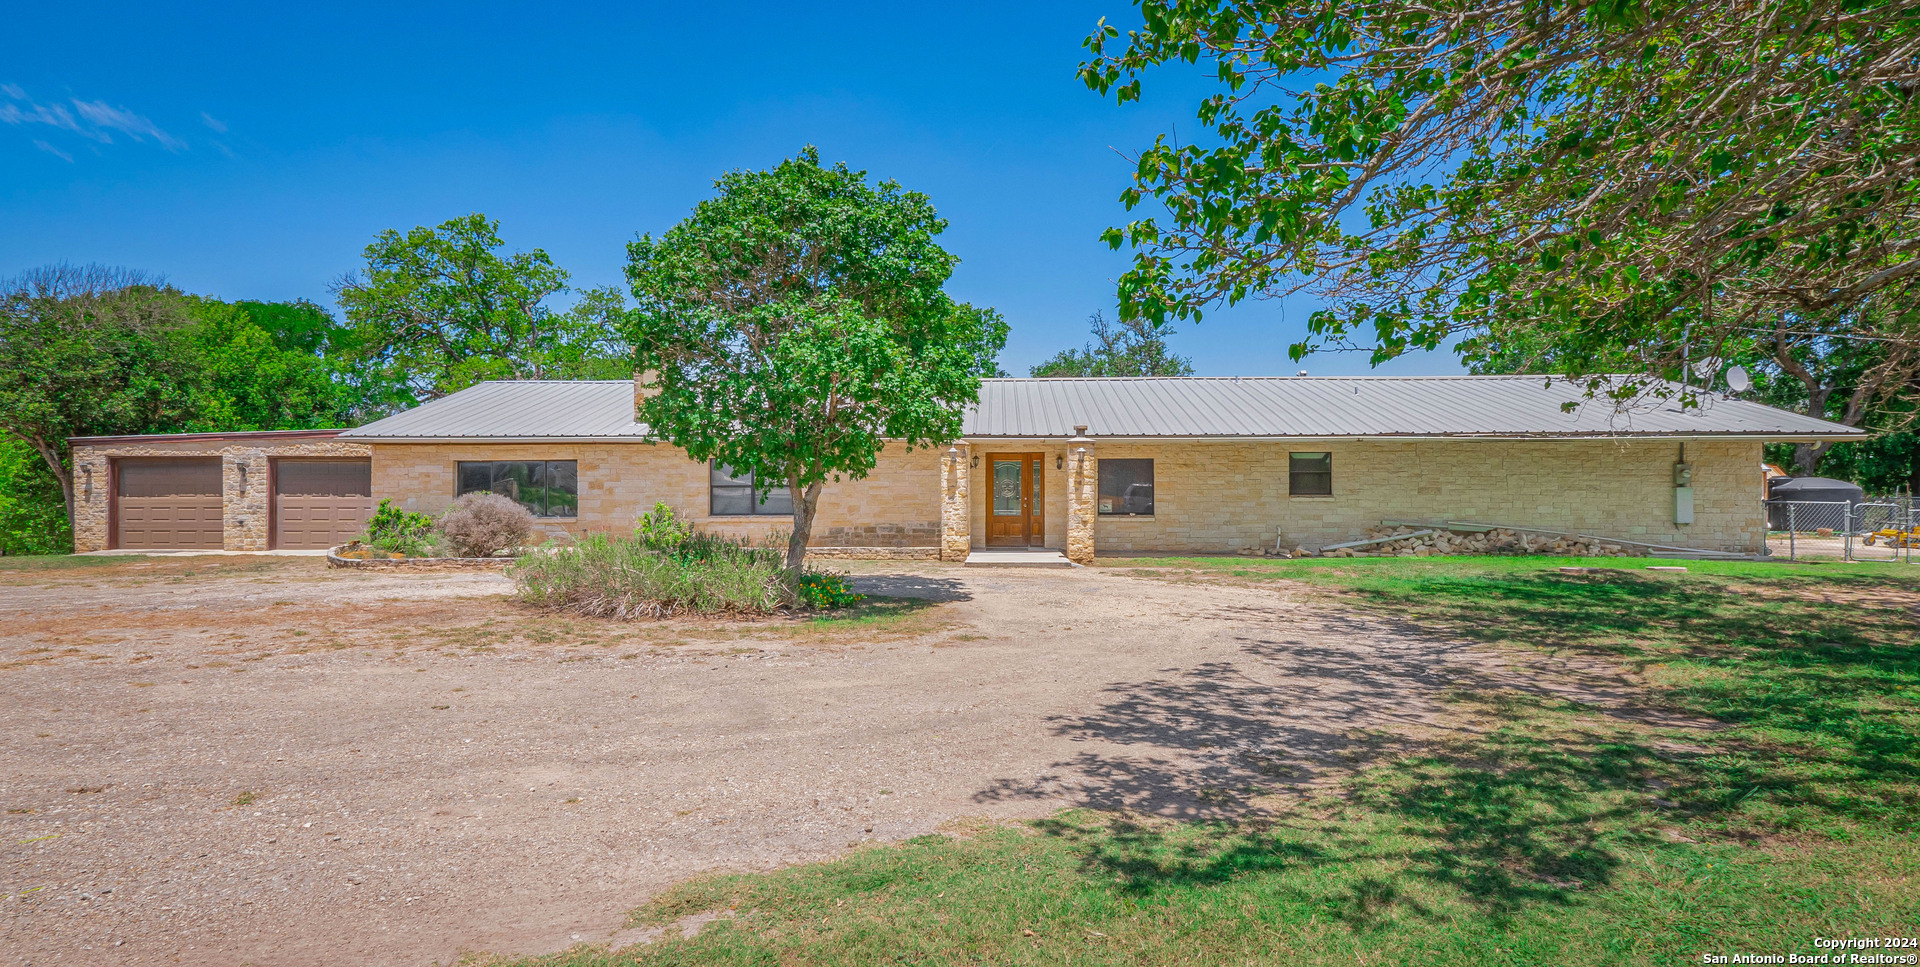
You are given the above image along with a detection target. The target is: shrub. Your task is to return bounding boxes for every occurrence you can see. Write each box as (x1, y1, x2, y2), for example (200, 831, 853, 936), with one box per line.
(511, 531, 794, 618)
(636, 501, 691, 552)
(797, 571, 863, 610)
(362, 499, 434, 556)
(436, 492, 534, 557)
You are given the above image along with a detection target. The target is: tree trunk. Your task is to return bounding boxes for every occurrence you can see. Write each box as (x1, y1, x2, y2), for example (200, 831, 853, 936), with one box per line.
(1791, 385, 1836, 475)
(1791, 441, 1826, 476)
(23, 436, 75, 530)
(784, 477, 825, 573)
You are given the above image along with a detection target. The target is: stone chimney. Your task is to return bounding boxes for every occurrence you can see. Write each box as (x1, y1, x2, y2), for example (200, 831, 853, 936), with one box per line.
(634, 369, 659, 419)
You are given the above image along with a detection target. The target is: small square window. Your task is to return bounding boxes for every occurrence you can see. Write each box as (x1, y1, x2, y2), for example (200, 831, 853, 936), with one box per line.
(1289, 452, 1332, 496)
(1098, 458, 1154, 515)
(710, 463, 793, 516)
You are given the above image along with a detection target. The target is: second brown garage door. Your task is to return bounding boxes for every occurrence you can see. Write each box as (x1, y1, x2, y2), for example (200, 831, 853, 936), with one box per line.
(116, 458, 224, 549)
(274, 460, 373, 550)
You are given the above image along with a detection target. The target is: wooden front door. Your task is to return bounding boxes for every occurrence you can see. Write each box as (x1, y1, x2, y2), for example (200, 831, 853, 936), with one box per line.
(984, 453, 1045, 546)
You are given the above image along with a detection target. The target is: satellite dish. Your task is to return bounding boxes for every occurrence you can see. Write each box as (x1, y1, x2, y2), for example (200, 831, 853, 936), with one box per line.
(1691, 356, 1722, 379)
(1726, 365, 1752, 393)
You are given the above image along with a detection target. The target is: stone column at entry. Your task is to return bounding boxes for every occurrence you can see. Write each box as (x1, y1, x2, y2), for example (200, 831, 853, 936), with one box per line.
(939, 442, 971, 562)
(1064, 425, 1096, 564)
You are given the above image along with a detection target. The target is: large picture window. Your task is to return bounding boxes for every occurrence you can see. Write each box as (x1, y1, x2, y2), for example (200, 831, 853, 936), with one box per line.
(456, 461, 578, 517)
(1289, 452, 1333, 496)
(1098, 458, 1154, 516)
(711, 463, 794, 517)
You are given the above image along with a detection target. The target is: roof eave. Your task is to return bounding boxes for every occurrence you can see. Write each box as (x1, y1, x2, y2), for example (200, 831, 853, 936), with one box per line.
(958, 431, 1870, 442)
(340, 434, 655, 444)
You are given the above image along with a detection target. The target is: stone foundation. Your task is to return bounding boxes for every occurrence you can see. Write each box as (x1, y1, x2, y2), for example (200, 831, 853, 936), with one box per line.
(804, 546, 940, 560)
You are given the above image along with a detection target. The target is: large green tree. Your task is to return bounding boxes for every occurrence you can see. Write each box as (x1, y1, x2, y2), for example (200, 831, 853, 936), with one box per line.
(181, 297, 362, 433)
(1083, 0, 1920, 407)
(0, 265, 203, 522)
(625, 148, 1008, 571)
(1031, 310, 1195, 377)
(335, 213, 630, 401)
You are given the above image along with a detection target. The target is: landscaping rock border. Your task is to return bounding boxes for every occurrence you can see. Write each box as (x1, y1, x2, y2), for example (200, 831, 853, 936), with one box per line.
(804, 546, 940, 560)
(325, 546, 513, 571)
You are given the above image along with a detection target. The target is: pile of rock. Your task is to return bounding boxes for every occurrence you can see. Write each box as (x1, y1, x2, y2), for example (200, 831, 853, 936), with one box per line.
(1309, 525, 1644, 559)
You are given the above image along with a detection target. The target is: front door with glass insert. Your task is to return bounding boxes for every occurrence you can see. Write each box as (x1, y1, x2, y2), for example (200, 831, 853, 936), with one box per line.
(984, 453, 1045, 546)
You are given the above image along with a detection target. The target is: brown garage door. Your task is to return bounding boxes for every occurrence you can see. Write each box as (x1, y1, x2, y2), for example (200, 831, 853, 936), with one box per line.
(116, 458, 223, 549)
(274, 460, 373, 550)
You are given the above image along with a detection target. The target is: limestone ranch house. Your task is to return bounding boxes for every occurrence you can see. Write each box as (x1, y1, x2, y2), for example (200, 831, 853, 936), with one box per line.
(68, 374, 1862, 561)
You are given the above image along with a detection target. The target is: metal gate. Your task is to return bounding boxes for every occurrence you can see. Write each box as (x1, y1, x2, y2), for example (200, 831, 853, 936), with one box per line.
(1766, 497, 1917, 563)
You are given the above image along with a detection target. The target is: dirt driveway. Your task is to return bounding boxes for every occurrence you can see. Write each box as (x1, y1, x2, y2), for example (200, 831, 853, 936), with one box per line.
(0, 556, 1631, 966)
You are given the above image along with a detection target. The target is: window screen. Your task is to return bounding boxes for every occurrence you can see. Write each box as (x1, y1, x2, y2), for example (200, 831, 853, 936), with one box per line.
(711, 463, 794, 517)
(1289, 452, 1333, 496)
(455, 460, 578, 517)
(116, 458, 221, 497)
(275, 460, 371, 497)
(1098, 458, 1154, 516)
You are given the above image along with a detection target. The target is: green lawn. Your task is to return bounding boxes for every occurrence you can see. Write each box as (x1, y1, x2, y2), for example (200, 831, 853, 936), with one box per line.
(501, 556, 1920, 967)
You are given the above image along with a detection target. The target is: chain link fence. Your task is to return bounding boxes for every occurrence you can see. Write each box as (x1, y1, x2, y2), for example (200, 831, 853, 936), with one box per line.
(1765, 496, 1918, 563)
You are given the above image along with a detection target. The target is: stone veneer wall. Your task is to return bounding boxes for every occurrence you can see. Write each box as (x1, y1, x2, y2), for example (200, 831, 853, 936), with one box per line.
(368, 440, 943, 549)
(71, 437, 372, 552)
(1083, 438, 1766, 555)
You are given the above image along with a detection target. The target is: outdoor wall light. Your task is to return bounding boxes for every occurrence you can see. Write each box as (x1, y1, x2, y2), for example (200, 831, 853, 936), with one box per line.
(1056, 454, 1064, 471)
(235, 462, 249, 489)
(970, 455, 979, 469)
(82, 466, 93, 500)
(946, 446, 959, 464)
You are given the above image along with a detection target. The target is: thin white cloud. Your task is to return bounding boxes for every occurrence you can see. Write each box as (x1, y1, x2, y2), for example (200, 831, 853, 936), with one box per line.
(73, 99, 185, 151)
(0, 97, 88, 136)
(32, 139, 73, 162)
(2, 85, 188, 155)
(200, 111, 227, 133)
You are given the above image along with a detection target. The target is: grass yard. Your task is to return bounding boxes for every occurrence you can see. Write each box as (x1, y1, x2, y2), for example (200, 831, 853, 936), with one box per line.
(504, 556, 1920, 967)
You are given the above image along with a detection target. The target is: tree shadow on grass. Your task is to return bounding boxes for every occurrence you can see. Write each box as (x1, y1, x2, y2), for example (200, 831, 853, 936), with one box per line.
(1347, 570, 1920, 785)
(985, 566, 1920, 928)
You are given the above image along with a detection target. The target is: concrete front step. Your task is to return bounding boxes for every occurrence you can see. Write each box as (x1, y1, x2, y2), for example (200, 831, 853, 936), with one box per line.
(962, 548, 1074, 568)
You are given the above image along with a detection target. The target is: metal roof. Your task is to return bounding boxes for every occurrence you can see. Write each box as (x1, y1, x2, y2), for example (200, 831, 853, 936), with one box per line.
(339, 376, 1864, 442)
(961, 376, 1863, 440)
(340, 381, 647, 440)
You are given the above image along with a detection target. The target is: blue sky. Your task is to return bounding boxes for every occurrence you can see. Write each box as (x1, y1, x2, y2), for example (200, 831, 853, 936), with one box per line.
(0, 1, 1459, 377)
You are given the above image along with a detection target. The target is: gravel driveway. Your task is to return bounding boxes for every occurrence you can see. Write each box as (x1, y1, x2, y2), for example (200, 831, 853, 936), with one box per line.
(0, 556, 1621, 966)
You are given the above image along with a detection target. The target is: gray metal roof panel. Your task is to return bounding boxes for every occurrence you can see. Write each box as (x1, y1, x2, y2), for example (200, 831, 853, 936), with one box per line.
(958, 376, 1862, 439)
(340, 380, 647, 439)
(339, 375, 1862, 441)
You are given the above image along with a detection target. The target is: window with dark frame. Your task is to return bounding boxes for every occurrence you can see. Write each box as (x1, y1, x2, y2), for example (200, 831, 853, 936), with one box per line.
(1098, 458, 1154, 515)
(710, 463, 795, 516)
(455, 460, 579, 517)
(1289, 452, 1333, 496)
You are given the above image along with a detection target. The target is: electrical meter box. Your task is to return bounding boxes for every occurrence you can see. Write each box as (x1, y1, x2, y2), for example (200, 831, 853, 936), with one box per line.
(1673, 463, 1693, 487)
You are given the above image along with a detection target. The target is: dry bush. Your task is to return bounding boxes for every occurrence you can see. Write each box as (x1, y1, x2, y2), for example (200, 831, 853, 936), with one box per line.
(435, 493, 534, 557)
(511, 532, 795, 617)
